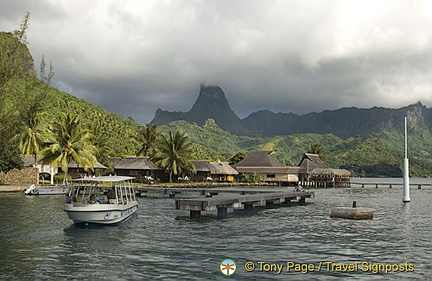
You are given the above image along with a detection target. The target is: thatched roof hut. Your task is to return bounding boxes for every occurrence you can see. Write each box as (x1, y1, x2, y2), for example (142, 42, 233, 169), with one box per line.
(111, 156, 160, 170)
(191, 160, 238, 182)
(232, 151, 299, 185)
(68, 160, 107, 169)
(192, 160, 238, 175)
(310, 168, 351, 177)
(298, 153, 327, 175)
(234, 166, 299, 174)
(109, 156, 163, 182)
(232, 151, 283, 168)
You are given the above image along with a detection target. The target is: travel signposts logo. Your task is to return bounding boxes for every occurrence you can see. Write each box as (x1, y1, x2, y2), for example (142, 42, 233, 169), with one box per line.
(220, 259, 237, 276)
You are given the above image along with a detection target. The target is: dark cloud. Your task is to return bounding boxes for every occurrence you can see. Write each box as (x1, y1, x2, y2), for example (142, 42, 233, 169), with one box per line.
(1, 0, 432, 124)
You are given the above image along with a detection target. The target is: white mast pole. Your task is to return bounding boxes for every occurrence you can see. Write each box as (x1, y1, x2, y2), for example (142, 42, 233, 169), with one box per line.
(403, 116, 410, 203)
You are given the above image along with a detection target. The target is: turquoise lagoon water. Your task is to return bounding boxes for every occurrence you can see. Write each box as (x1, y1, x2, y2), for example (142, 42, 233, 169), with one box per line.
(0, 179, 431, 280)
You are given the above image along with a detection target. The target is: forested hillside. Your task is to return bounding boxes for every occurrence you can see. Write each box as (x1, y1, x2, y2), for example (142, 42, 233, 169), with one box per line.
(0, 31, 142, 165)
(160, 120, 432, 177)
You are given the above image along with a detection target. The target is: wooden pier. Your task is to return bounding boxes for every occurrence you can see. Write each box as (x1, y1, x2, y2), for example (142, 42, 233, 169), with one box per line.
(175, 191, 314, 219)
(136, 186, 281, 198)
(351, 182, 431, 189)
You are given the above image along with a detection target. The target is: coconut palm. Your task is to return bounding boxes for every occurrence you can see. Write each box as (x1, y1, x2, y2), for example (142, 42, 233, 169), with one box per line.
(40, 113, 97, 184)
(307, 143, 327, 164)
(89, 119, 112, 166)
(137, 124, 160, 157)
(153, 131, 196, 182)
(19, 112, 50, 166)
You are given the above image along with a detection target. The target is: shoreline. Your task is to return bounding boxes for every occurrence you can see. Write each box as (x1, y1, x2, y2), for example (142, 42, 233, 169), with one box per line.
(0, 185, 27, 192)
(0, 182, 278, 193)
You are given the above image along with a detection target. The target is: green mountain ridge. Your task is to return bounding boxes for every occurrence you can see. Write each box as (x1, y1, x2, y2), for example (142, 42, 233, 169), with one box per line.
(160, 120, 432, 177)
(151, 82, 432, 140)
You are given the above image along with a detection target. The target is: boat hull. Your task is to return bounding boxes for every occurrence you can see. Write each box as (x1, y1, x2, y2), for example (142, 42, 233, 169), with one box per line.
(25, 185, 69, 196)
(64, 202, 138, 225)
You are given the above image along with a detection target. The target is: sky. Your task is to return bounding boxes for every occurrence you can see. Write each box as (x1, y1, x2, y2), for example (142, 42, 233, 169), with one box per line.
(2, 0, 432, 124)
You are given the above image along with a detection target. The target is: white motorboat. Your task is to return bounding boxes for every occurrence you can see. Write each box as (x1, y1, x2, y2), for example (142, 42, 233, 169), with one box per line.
(24, 184, 69, 195)
(64, 176, 138, 225)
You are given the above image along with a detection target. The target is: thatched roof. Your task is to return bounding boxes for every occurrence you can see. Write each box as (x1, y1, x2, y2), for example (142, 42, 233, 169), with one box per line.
(110, 156, 161, 170)
(298, 153, 327, 174)
(310, 168, 351, 177)
(68, 160, 107, 169)
(22, 156, 106, 169)
(235, 166, 300, 174)
(22, 156, 42, 166)
(232, 151, 283, 168)
(192, 160, 238, 175)
(191, 160, 212, 172)
(209, 162, 238, 175)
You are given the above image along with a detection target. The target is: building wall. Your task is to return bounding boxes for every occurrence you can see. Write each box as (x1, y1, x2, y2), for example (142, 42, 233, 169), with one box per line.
(261, 173, 298, 183)
(0, 168, 38, 185)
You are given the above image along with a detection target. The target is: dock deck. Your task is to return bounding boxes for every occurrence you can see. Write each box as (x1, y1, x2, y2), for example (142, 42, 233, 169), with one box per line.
(136, 186, 282, 197)
(175, 190, 314, 218)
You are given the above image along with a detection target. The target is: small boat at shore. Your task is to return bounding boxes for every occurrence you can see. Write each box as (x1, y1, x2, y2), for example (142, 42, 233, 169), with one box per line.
(64, 176, 138, 225)
(24, 184, 69, 196)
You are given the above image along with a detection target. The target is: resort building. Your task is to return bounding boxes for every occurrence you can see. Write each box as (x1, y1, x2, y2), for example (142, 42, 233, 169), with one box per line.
(232, 151, 299, 186)
(232, 151, 350, 187)
(191, 160, 238, 182)
(67, 160, 107, 178)
(110, 156, 164, 183)
(298, 153, 350, 187)
(22, 156, 107, 184)
(22, 156, 55, 184)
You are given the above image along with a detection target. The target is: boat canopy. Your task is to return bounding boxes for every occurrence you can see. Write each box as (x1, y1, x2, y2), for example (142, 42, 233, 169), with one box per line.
(71, 176, 135, 183)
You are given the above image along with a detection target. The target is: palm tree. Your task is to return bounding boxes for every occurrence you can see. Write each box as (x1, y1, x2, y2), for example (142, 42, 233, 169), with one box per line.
(153, 131, 196, 183)
(89, 119, 112, 166)
(137, 124, 160, 157)
(19, 112, 50, 166)
(40, 113, 97, 184)
(307, 143, 327, 164)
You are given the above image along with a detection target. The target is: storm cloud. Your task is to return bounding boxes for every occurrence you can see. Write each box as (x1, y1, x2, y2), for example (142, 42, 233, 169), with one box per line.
(1, 0, 432, 123)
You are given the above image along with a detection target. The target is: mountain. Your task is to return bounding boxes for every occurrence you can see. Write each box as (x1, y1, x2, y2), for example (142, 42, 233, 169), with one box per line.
(151, 85, 250, 135)
(151, 84, 432, 176)
(242, 102, 432, 138)
(151, 84, 432, 140)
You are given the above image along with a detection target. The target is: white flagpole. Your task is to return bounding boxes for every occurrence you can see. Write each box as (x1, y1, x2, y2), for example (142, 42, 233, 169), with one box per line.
(403, 116, 410, 203)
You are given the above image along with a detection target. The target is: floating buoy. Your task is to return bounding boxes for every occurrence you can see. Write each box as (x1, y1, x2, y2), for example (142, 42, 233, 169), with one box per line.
(330, 201, 373, 220)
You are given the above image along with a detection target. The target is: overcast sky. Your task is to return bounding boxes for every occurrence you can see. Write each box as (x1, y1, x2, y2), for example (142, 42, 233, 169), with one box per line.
(2, 0, 432, 124)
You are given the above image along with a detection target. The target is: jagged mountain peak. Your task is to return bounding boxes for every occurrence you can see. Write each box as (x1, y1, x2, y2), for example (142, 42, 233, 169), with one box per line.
(190, 84, 232, 114)
(150, 85, 250, 135)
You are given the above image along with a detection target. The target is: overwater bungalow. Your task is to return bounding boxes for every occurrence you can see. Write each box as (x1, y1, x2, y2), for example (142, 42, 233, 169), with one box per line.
(309, 168, 351, 187)
(298, 153, 350, 187)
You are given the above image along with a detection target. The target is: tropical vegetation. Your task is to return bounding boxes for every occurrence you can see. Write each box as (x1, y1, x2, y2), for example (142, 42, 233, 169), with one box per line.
(40, 114, 97, 184)
(153, 131, 196, 182)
